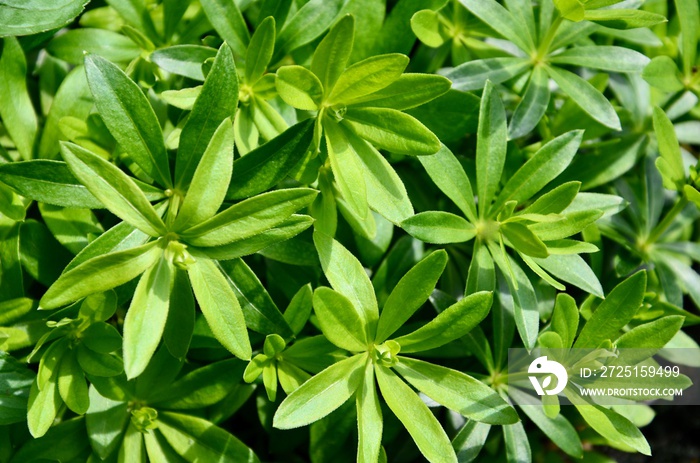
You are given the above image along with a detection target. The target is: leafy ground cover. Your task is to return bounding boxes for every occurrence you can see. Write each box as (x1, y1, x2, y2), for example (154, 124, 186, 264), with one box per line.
(0, 0, 699, 462)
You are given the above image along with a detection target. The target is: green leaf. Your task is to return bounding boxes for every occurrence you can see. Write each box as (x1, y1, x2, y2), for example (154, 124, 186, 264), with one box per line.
(181, 188, 317, 247)
(375, 365, 457, 463)
(81, 322, 121, 354)
(529, 209, 602, 241)
(458, 0, 533, 51)
(187, 259, 251, 360)
(549, 46, 650, 73)
(151, 45, 217, 81)
(510, 387, 582, 457)
(567, 391, 650, 455)
(349, 73, 452, 111)
(284, 284, 313, 336)
(27, 379, 61, 438)
(343, 107, 441, 155)
(452, 421, 491, 463)
(174, 118, 234, 231)
(40, 241, 162, 309)
(395, 357, 518, 425)
(642, 56, 684, 92)
(219, 258, 293, 338)
(509, 65, 550, 139)
(191, 215, 314, 261)
(394, 291, 492, 353)
(39, 204, 104, 255)
(574, 271, 646, 348)
(545, 66, 621, 130)
(313, 287, 369, 351)
(328, 54, 409, 104)
(653, 106, 685, 191)
(583, 9, 668, 30)
(503, 420, 532, 463)
(275, 0, 345, 57)
(273, 354, 365, 429)
(356, 361, 382, 463)
(502, 222, 549, 258)
(47, 29, 140, 64)
(344, 126, 414, 224)
(123, 257, 172, 379)
(60, 142, 166, 237)
(199, 0, 250, 57)
(38, 66, 94, 159)
(419, 145, 477, 222)
(520, 181, 580, 216)
(443, 58, 530, 92)
(376, 250, 447, 343)
(0, 0, 89, 37)
(57, 350, 89, 414)
(228, 119, 314, 199)
(493, 130, 583, 213)
(65, 219, 150, 272)
(324, 117, 369, 219)
(534, 254, 603, 297)
(157, 412, 260, 462)
(402, 211, 475, 244)
(551, 293, 579, 349)
(311, 14, 355, 94)
(163, 268, 195, 359)
(487, 242, 539, 350)
(675, 0, 699, 76)
(85, 386, 130, 460)
(411, 9, 448, 47)
(276, 65, 324, 110)
(85, 55, 171, 188)
(152, 359, 243, 409)
(0, 37, 38, 159)
(615, 315, 684, 350)
(245, 16, 276, 84)
(76, 345, 123, 377)
(119, 422, 146, 462)
(476, 81, 507, 217)
(176, 43, 238, 189)
(314, 231, 379, 340)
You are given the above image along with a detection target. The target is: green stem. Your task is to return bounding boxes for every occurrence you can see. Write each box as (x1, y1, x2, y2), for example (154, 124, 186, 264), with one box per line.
(647, 195, 689, 244)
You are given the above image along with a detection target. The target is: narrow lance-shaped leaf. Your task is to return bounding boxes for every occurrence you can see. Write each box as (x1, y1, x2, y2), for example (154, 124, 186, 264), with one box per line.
(40, 241, 162, 310)
(176, 43, 238, 189)
(376, 250, 447, 342)
(394, 291, 493, 353)
(314, 231, 379, 340)
(314, 288, 368, 351)
(0, 0, 90, 37)
(476, 81, 507, 217)
(199, 0, 250, 57)
(545, 66, 621, 130)
(574, 271, 646, 348)
(85, 55, 171, 188)
(375, 365, 457, 463)
(60, 142, 167, 237)
(123, 256, 172, 379)
(188, 259, 252, 360)
(311, 14, 354, 94)
(227, 119, 315, 200)
(245, 16, 276, 84)
(509, 65, 550, 140)
(273, 354, 365, 429)
(181, 188, 317, 247)
(653, 106, 686, 191)
(0, 36, 38, 160)
(174, 118, 234, 231)
(356, 360, 382, 463)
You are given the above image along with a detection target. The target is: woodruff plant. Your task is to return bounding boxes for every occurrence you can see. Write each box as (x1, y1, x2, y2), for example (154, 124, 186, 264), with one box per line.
(0, 0, 698, 462)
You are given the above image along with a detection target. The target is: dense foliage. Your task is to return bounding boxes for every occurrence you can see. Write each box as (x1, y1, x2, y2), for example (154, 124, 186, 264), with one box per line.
(0, 0, 699, 462)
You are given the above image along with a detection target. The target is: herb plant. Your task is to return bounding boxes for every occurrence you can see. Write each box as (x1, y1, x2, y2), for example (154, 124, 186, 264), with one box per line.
(0, 1, 699, 462)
